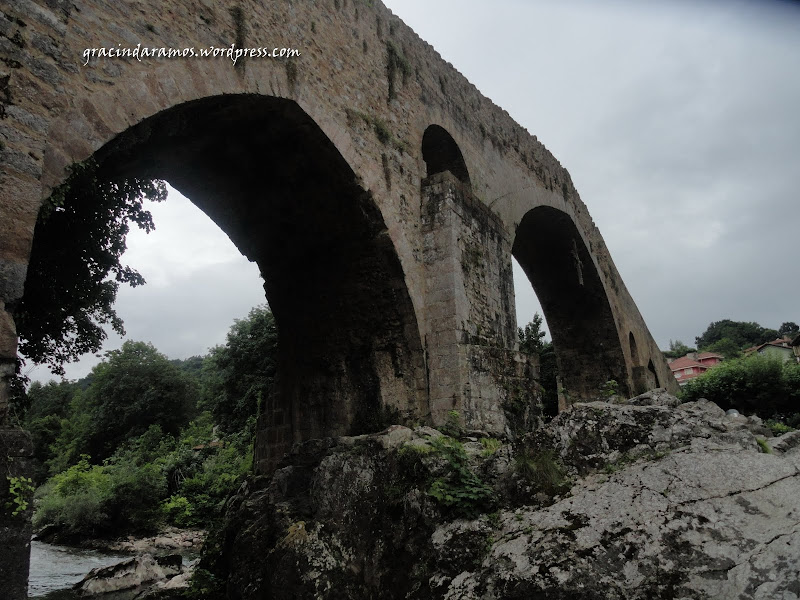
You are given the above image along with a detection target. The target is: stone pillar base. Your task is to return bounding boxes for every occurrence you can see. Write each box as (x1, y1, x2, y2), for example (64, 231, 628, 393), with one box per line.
(0, 428, 34, 600)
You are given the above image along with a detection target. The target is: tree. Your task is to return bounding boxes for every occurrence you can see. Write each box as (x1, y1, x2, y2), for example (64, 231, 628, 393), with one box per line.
(663, 339, 696, 360)
(22, 380, 79, 483)
(202, 306, 278, 434)
(695, 320, 778, 352)
(778, 322, 799, 339)
(518, 313, 547, 355)
(703, 337, 742, 359)
(52, 341, 197, 463)
(12, 159, 166, 375)
(518, 313, 558, 417)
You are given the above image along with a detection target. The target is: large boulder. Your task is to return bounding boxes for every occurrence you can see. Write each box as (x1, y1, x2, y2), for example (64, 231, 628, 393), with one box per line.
(74, 554, 183, 597)
(213, 401, 800, 599)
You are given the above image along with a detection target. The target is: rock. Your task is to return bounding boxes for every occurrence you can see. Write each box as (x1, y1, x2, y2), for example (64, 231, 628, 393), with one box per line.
(162, 572, 191, 590)
(91, 527, 206, 555)
(213, 399, 800, 599)
(74, 554, 183, 596)
(625, 388, 682, 408)
(771, 430, 800, 455)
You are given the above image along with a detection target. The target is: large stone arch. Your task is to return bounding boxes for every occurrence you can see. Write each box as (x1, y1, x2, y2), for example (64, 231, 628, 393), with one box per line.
(41, 93, 430, 474)
(512, 206, 630, 404)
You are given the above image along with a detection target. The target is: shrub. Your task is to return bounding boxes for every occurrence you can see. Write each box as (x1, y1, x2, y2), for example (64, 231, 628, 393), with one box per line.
(427, 436, 494, 517)
(480, 438, 502, 457)
(33, 456, 113, 536)
(598, 380, 619, 399)
(515, 449, 569, 496)
(104, 460, 166, 532)
(162, 495, 195, 528)
(682, 355, 800, 419)
(765, 419, 795, 436)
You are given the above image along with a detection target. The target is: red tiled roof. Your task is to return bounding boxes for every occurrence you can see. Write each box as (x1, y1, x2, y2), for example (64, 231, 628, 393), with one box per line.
(669, 356, 705, 371)
(696, 352, 723, 360)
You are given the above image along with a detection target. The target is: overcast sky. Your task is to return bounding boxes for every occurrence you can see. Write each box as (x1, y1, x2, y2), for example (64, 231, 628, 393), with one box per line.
(27, 0, 800, 383)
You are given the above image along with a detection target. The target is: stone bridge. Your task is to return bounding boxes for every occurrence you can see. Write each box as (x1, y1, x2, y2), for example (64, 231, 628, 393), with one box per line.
(0, 1, 676, 594)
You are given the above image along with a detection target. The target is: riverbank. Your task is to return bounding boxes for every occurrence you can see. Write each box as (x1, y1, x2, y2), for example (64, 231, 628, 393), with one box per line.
(35, 526, 205, 556)
(28, 540, 128, 598)
(29, 528, 205, 599)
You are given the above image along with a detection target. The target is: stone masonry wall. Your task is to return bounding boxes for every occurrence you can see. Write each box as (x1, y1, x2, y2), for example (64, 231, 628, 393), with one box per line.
(0, 428, 34, 600)
(422, 172, 540, 435)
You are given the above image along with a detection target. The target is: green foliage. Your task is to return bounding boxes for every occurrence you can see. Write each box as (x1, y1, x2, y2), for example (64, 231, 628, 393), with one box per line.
(518, 313, 547, 355)
(703, 337, 742, 359)
(6, 476, 34, 517)
(33, 419, 253, 536)
(695, 319, 779, 353)
(373, 119, 392, 144)
(440, 409, 463, 438)
(202, 306, 277, 434)
(765, 419, 795, 436)
(756, 438, 773, 454)
(778, 322, 799, 338)
(427, 436, 494, 517)
(518, 314, 558, 417)
(162, 495, 194, 528)
(52, 341, 197, 463)
(22, 380, 80, 483)
(27, 308, 265, 539)
(663, 339, 696, 360)
(186, 567, 226, 600)
(344, 109, 407, 152)
(33, 452, 166, 536)
(514, 449, 569, 496)
(104, 459, 167, 531)
(538, 342, 559, 417)
(33, 456, 114, 537)
(681, 355, 800, 419)
(13, 158, 166, 375)
(598, 379, 619, 399)
(480, 437, 502, 457)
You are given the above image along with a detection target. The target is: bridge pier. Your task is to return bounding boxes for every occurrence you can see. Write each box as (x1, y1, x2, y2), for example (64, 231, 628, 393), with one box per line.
(422, 172, 541, 436)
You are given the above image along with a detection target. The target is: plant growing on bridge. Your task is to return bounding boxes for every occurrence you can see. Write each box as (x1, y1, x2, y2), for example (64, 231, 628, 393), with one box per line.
(5, 476, 34, 517)
(13, 158, 166, 375)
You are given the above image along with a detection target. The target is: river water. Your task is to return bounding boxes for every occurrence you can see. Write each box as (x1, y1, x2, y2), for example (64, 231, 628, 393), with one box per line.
(28, 540, 128, 599)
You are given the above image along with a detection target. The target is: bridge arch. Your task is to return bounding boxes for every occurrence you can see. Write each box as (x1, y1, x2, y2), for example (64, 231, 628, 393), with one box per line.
(512, 205, 630, 405)
(421, 125, 471, 185)
(28, 93, 429, 474)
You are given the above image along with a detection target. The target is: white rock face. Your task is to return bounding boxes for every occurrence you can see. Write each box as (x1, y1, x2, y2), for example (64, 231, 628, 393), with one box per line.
(435, 398, 800, 599)
(74, 554, 183, 596)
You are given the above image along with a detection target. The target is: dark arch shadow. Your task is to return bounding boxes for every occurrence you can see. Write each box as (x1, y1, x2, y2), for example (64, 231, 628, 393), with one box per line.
(629, 331, 640, 365)
(647, 359, 661, 389)
(46, 94, 428, 473)
(422, 125, 471, 185)
(512, 206, 628, 403)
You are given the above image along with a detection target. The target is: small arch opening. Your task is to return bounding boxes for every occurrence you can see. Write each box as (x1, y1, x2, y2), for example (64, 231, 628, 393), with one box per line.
(628, 332, 640, 365)
(422, 125, 471, 185)
(647, 359, 661, 389)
